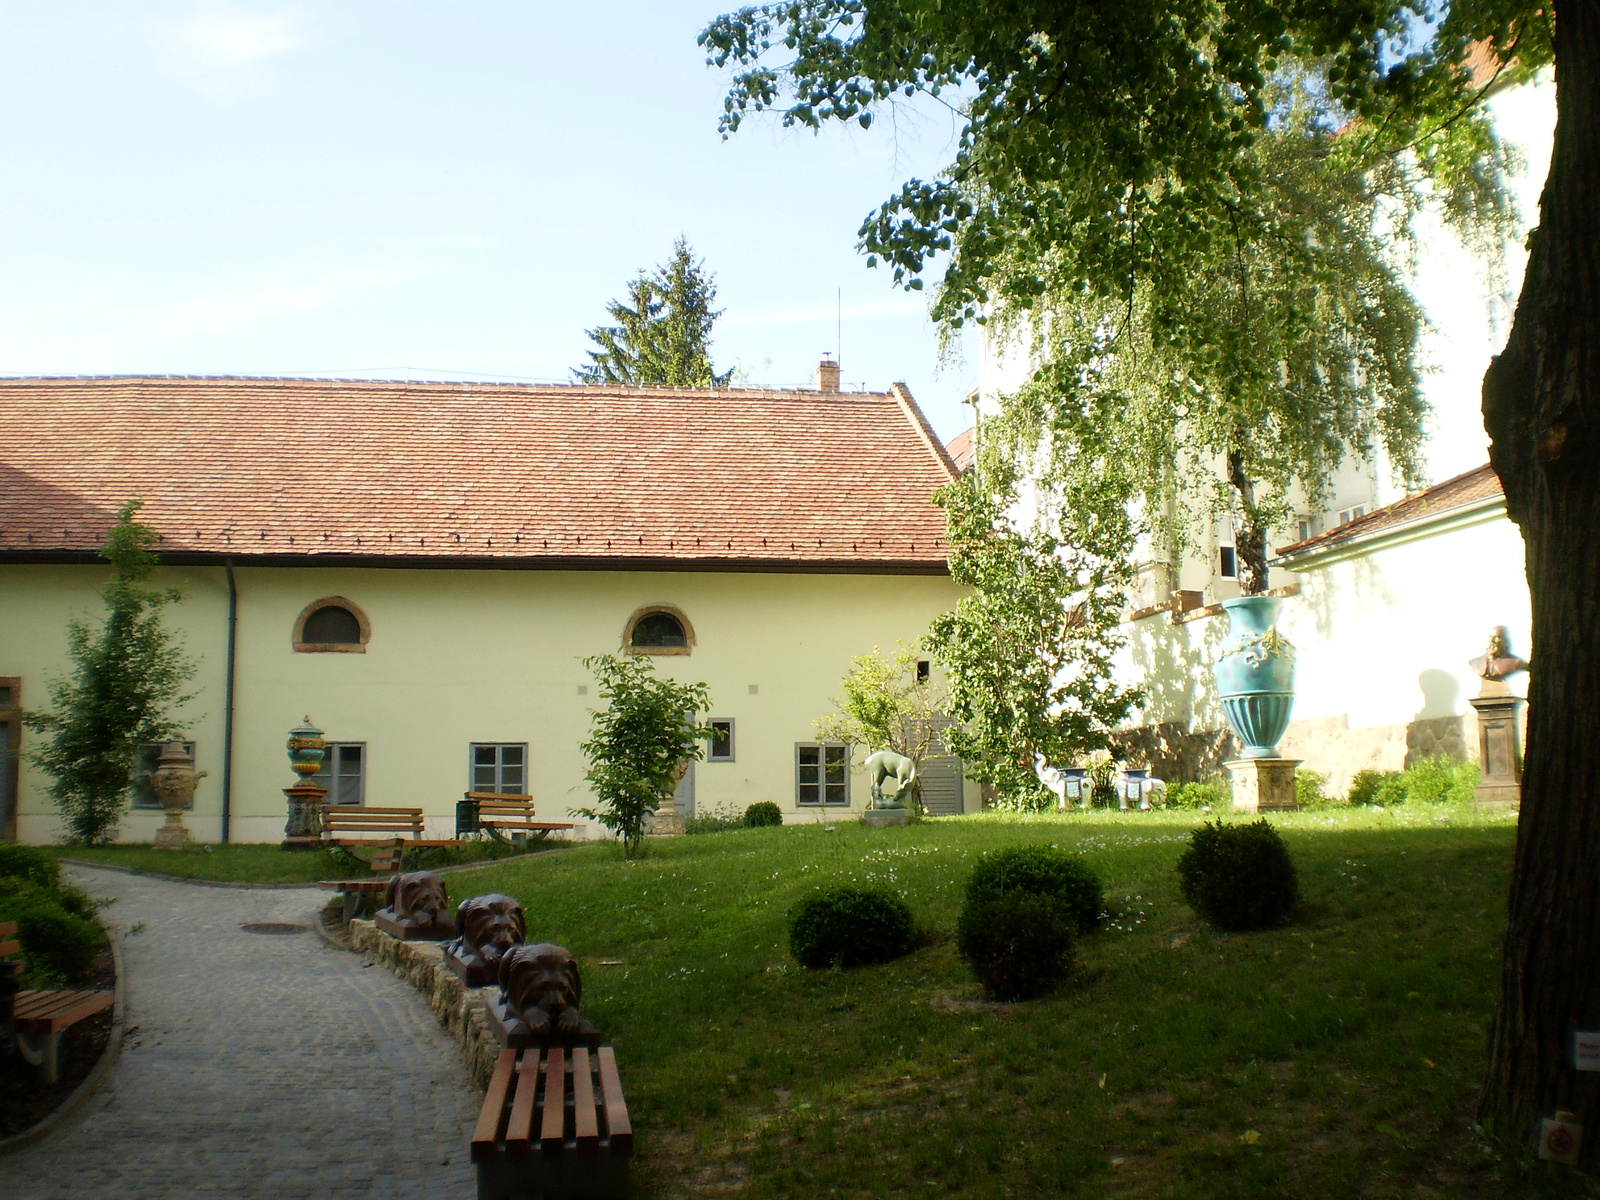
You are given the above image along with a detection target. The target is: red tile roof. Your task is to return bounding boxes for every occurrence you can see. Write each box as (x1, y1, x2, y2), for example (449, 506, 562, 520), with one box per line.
(1275, 463, 1505, 559)
(0, 376, 957, 572)
(945, 427, 975, 473)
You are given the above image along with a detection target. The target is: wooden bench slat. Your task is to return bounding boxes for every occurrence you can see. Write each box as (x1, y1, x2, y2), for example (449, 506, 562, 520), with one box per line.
(471, 1050, 519, 1163)
(504, 1049, 541, 1160)
(0, 920, 16, 938)
(14, 990, 113, 1032)
(0, 939, 21, 958)
(540, 1047, 567, 1154)
(571, 1046, 600, 1154)
(597, 1047, 632, 1154)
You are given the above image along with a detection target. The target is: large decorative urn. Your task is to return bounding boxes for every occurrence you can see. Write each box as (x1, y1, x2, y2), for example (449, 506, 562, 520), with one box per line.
(146, 740, 207, 849)
(283, 716, 329, 849)
(1216, 596, 1302, 811)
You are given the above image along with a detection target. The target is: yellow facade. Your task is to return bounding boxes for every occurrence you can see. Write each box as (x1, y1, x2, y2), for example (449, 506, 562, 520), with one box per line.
(2, 564, 969, 843)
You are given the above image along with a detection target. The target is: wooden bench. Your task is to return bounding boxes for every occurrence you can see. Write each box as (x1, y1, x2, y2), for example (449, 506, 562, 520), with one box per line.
(321, 806, 464, 871)
(0, 920, 115, 1084)
(457, 793, 575, 844)
(315, 878, 391, 923)
(472, 1045, 631, 1200)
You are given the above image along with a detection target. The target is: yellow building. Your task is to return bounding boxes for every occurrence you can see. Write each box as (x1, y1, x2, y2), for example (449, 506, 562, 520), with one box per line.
(0, 373, 973, 843)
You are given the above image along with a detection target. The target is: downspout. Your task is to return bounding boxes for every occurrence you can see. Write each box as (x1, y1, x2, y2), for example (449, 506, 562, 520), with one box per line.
(222, 560, 238, 844)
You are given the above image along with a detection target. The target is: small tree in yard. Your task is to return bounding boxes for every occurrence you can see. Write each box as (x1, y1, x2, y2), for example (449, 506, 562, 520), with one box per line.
(25, 500, 196, 845)
(578, 653, 712, 856)
(814, 644, 945, 810)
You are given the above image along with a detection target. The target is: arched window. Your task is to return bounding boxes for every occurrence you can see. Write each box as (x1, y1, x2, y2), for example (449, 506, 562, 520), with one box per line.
(623, 605, 694, 655)
(293, 597, 371, 653)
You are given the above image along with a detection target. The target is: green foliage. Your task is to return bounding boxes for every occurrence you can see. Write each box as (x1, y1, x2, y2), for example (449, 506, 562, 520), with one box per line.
(1177, 819, 1299, 932)
(925, 458, 1140, 800)
(957, 890, 1076, 1001)
(815, 643, 943, 761)
(743, 801, 783, 828)
(578, 653, 713, 856)
(0, 877, 107, 985)
(788, 884, 917, 969)
(0, 841, 62, 889)
(1400, 756, 1482, 805)
(575, 237, 732, 387)
(1167, 780, 1231, 810)
(24, 499, 197, 845)
(1347, 769, 1400, 807)
(965, 843, 1103, 933)
(1296, 769, 1329, 808)
(985, 780, 1054, 814)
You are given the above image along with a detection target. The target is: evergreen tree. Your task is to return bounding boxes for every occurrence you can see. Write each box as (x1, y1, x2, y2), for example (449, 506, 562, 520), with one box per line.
(575, 238, 732, 387)
(25, 500, 197, 845)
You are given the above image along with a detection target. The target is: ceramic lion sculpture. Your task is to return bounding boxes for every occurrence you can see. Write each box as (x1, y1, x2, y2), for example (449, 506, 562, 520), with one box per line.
(499, 943, 586, 1038)
(380, 870, 451, 936)
(447, 893, 526, 983)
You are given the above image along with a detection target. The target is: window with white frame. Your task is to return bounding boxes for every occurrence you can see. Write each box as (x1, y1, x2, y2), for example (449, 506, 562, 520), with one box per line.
(796, 743, 849, 806)
(1337, 504, 1367, 526)
(313, 742, 366, 806)
(708, 719, 735, 762)
(131, 741, 197, 809)
(471, 743, 528, 794)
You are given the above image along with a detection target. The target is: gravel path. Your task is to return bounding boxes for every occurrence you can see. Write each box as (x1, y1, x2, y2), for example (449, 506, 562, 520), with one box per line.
(6, 866, 478, 1200)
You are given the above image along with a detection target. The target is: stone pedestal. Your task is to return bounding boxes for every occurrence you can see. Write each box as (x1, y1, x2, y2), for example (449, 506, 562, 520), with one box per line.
(1226, 758, 1301, 813)
(1470, 684, 1524, 810)
(861, 808, 909, 828)
(282, 782, 329, 850)
(645, 807, 685, 837)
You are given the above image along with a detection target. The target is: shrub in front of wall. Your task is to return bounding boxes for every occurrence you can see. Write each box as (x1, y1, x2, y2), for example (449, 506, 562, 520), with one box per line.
(1295, 769, 1328, 807)
(1167, 781, 1230, 810)
(0, 842, 61, 889)
(957, 891, 1076, 1001)
(1346, 769, 1400, 806)
(1176, 819, 1299, 932)
(965, 844, 1104, 933)
(1399, 755, 1481, 804)
(788, 885, 917, 969)
(743, 801, 783, 828)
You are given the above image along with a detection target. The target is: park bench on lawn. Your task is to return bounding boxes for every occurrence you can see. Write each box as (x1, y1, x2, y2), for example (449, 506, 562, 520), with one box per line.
(472, 1045, 632, 1200)
(321, 805, 464, 871)
(0, 920, 114, 1084)
(456, 793, 575, 844)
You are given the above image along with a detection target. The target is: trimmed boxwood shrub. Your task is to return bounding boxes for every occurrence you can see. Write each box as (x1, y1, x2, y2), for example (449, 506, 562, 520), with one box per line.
(0, 878, 107, 984)
(965, 844, 1103, 932)
(1176, 819, 1298, 931)
(743, 801, 783, 828)
(0, 841, 61, 889)
(788, 885, 917, 969)
(957, 891, 1076, 1001)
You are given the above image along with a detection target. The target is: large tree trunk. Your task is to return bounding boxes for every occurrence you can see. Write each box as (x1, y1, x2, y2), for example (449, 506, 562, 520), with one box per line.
(1226, 447, 1270, 595)
(1480, 0, 1600, 1165)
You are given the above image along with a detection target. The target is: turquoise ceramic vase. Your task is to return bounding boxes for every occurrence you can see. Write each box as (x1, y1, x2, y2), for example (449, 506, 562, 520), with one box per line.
(1215, 596, 1296, 758)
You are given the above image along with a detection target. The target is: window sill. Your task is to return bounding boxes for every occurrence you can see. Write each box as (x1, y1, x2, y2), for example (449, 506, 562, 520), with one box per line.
(628, 645, 691, 656)
(294, 643, 367, 654)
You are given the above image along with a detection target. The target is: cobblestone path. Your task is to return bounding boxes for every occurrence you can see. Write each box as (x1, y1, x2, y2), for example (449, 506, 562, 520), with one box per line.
(6, 866, 478, 1200)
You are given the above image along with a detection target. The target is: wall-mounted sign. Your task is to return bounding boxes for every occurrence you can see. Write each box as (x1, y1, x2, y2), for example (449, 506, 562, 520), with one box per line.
(1575, 1030, 1600, 1072)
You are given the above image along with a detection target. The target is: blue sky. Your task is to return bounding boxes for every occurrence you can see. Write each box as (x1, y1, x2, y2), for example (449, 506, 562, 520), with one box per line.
(0, 3, 978, 440)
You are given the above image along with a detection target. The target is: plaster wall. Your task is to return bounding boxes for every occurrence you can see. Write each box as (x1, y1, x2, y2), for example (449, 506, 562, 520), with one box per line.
(1, 564, 970, 843)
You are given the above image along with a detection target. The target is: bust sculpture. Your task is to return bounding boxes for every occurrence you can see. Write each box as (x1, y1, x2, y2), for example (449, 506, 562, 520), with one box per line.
(374, 870, 453, 940)
(1468, 626, 1531, 683)
(444, 893, 527, 987)
(499, 943, 590, 1039)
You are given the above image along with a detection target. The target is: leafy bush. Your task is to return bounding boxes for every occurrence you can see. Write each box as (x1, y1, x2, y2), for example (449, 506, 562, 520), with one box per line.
(0, 842, 61, 888)
(1176, 820, 1299, 931)
(1295, 769, 1328, 807)
(1167, 780, 1230, 809)
(743, 801, 783, 827)
(966, 844, 1103, 933)
(957, 891, 1076, 1001)
(684, 813, 742, 835)
(1346, 769, 1399, 806)
(0, 878, 107, 984)
(1400, 755, 1480, 804)
(988, 780, 1054, 812)
(1375, 774, 1410, 806)
(788, 885, 917, 969)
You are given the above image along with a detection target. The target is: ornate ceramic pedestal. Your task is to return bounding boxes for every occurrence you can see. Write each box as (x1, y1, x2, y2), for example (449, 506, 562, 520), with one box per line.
(1226, 757, 1301, 813)
(283, 717, 328, 850)
(1470, 682, 1524, 810)
(146, 740, 207, 849)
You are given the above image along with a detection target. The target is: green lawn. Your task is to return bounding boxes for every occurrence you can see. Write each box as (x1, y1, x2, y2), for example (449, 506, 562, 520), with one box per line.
(50, 838, 552, 884)
(434, 805, 1583, 1199)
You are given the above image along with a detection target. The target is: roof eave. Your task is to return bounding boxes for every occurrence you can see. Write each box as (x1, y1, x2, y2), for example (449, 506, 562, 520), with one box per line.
(1272, 492, 1507, 571)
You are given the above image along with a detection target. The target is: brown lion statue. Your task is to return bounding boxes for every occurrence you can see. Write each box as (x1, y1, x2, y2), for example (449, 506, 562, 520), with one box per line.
(445, 894, 526, 985)
(376, 870, 452, 938)
(499, 943, 586, 1038)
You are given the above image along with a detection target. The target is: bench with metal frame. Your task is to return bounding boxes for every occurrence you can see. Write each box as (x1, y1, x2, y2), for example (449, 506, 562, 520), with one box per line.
(456, 793, 575, 844)
(321, 806, 464, 871)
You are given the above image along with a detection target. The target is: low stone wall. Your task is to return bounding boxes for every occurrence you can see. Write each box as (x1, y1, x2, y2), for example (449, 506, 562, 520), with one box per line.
(346, 920, 501, 1086)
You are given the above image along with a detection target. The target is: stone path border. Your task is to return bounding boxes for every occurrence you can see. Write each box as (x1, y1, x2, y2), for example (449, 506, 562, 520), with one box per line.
(0, 931, 127, 1156)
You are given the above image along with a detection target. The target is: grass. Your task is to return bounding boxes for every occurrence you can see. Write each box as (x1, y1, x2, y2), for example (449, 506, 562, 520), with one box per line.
(432, 803, 1587, 1199)
(48, 838, 552, 884)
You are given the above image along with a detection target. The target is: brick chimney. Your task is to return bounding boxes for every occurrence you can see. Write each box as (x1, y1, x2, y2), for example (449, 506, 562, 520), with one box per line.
(816, 357, 841, 393)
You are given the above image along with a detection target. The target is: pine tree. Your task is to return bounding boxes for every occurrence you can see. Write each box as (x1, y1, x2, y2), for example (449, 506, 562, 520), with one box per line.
(575, 237, 732, 387)
(24, 500, 197, 845)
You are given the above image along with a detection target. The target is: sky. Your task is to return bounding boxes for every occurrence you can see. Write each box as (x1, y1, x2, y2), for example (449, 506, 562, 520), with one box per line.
(0, 2, 978, 440)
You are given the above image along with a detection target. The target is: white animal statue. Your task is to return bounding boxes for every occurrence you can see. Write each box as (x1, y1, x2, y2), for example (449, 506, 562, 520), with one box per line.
(1033, 754, 1071, 810)
(863, 749, 918, 809)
